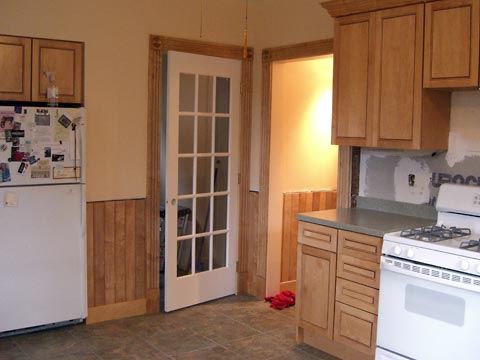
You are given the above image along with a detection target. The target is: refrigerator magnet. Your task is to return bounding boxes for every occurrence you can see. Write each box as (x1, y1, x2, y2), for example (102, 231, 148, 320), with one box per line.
(34, 114, 50, 126)
(17, 162, 28, 175)
(58, 114, 72, 128)
(0, 163, 11, 182)
(31, 165, 50, 179)
(53, 166, 80, 179)
(52, 154, 64, 162)
(44, 147, 52, 158)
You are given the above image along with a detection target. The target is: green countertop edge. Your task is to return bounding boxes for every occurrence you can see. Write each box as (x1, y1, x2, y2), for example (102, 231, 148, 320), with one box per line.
(296, 207, 436, 238)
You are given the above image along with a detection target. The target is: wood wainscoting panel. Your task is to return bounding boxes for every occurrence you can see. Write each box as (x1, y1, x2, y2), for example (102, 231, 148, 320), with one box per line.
(281, 190, 337, 285)
(86, 198, 147, 323)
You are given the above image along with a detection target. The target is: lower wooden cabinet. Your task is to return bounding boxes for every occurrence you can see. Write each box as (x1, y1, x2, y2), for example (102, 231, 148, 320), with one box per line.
(296, 222, 381, 360)
(296, 244, 336, 339)
(334, 302, 377, 356)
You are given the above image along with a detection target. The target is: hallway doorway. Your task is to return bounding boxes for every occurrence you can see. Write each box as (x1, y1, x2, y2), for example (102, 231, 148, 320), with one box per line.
(265, 53, 338, 296)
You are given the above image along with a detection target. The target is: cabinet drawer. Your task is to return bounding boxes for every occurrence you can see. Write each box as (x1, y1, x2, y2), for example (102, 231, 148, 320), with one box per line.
(337, 254, 380, 289)
(334, 302, 377, 356)
(336, 278, 379, 315)
(298, 222, 337, 252)
(338, 230, 382, 263)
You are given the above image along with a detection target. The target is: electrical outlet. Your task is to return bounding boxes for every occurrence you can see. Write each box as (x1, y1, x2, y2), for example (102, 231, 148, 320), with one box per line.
(408, 174, 415, 187)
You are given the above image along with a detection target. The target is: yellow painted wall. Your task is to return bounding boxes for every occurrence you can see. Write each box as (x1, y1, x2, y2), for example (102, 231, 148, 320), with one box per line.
(0, 0, 334, 200)
(266, 56, 338, 295)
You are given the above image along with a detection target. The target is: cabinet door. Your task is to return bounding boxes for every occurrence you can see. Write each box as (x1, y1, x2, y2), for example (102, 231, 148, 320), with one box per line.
(373, 5, 424, 149)
(334, 302, 377, 356)
(0, 36, 31, 101)
(332, 12, 375, 147)
(424, 0, 479, 88)
(296, 245, 336, 340)
(32, 39, 83, 104)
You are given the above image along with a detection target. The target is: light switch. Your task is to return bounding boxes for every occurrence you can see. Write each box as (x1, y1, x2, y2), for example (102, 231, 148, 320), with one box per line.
(5, 192, 18, 207)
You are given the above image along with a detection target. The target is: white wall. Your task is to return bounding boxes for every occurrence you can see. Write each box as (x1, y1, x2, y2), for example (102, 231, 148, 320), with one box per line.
(0, 0, 334, 200)
(266, 56, 338, 295)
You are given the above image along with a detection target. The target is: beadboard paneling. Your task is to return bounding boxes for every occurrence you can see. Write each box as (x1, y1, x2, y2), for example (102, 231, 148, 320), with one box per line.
(281, 190, 337, 283)
(86, 199, 146, 323)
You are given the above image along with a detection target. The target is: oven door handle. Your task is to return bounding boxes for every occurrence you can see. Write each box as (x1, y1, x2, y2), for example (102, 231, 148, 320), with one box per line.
(381, 256, 480, 293)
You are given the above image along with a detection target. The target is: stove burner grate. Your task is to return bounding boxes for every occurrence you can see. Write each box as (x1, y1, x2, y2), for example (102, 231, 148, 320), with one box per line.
(460, 239, 480, 252)
(400, 225, 471, 242)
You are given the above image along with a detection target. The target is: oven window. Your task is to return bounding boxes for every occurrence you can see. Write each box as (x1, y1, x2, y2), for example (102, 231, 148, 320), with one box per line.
(405, 285, 465, 326)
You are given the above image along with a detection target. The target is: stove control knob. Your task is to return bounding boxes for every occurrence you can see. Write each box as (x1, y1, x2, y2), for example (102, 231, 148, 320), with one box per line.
(460, 260, 470, 271)
(393, 246, 402, 256)
(407, 248, 415, 259)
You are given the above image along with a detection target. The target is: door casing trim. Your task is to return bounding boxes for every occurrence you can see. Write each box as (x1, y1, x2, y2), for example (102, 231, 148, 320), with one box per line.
(146, 35, 254, 312)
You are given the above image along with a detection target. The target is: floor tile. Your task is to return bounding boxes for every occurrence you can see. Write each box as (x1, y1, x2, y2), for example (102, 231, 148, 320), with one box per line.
(198, 317, 260, 344)
(1, 296, 341, 360)
(224, 333, 292, 360)
(173, 345, 243, 360)
(94, 341, 169, 360)
(144, 328, 215, 356)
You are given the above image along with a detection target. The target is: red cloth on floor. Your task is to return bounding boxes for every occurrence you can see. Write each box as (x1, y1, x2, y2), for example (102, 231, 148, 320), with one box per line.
(265, 290, 295, 310)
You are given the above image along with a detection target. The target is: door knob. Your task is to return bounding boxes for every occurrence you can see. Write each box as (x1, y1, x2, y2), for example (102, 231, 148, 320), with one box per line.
(171, 198, 177, 206)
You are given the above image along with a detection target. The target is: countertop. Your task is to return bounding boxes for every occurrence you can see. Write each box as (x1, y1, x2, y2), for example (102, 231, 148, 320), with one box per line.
(296, 208, 435, 237)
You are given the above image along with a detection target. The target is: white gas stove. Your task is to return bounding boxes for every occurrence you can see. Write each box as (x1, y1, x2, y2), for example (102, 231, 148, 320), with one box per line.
(376, 184, 480, 360)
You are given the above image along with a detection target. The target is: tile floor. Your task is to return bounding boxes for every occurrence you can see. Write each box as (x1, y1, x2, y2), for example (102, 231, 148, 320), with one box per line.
(0, 295, 340, 360)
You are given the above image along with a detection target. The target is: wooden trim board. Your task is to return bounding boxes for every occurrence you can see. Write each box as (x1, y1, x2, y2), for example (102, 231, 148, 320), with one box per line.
(146, 36, 254, 308)
(87, 299, 147, 325)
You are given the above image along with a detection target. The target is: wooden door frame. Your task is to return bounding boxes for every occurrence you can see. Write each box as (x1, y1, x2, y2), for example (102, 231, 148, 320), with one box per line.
(146, 35, 254, 312)
(255, 39, 355, 297)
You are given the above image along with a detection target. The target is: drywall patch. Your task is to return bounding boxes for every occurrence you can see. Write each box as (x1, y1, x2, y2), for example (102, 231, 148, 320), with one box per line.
(361, 153, 398, 200)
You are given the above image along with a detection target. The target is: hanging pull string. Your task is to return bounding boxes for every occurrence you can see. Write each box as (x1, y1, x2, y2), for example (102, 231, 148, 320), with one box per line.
(243, 0, 249, 58)
(200, 0, 204, 38)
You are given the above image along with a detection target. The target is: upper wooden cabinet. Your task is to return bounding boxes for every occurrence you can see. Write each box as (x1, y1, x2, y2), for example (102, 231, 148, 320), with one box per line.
(332, 13, 375, 147)
(0, 35, 84, 104)
(424, 0, 480, 88)
(331, 4, 451, 150)
(0, 36, 31, 101)
(32, 39, 84, 104)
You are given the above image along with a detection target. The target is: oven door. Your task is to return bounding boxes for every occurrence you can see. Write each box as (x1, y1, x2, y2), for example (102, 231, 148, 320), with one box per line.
(377, 256, 480, 360)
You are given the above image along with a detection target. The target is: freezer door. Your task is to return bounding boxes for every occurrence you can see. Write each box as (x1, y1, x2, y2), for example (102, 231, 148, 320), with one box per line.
(0, 106, 84, 187)
(0, 184, 86, 333)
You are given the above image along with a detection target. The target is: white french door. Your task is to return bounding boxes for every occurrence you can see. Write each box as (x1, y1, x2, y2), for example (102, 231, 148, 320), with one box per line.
(165, 51, 241, 312)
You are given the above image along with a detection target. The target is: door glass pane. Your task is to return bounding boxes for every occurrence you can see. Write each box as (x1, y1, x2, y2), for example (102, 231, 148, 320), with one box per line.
(195, 236, 210, 273)
(213, 195, 228, 231)
(196, 196, 211, 234)
(214, 157, 228, 192)
(178, 158, 193, 195)
(179, 73, 195, 112)
(179, 116, 194, 154)
(197, 116, 212, 153)
(215, 77, 230, 114)
(177, 239, 192, 277)
(213, 234, 227, 269)
(177, 199, 193, 236)
(197, 157, 211, 194)
(215, 117, 229, 153)
(198, 75, 213, 113)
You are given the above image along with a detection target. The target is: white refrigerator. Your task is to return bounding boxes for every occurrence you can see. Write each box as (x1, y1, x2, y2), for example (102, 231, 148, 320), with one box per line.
(0, 106, 86, 334)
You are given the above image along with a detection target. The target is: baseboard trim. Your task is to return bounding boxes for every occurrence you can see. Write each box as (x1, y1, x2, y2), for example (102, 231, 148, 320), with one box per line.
(86, 299, 147, 324)
(280, 280, 296, 293)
